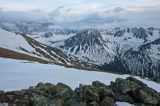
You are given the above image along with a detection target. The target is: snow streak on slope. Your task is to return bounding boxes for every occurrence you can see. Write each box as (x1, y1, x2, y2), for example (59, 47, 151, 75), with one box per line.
(0, 28, 38, 57)
(0, 28, 82, 66)
(0, 57, 159, 92)
(53, 29, 115, 65)
(52, 28, 160, 77)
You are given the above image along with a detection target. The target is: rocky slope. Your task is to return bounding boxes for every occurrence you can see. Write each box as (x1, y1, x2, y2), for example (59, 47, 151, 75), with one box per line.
(0, 28, 85, 68)
(1, 22, 160, 78)
(52, 28, 160, 78)
(54, 29, 115, 65)
(0, 77, 160, 106)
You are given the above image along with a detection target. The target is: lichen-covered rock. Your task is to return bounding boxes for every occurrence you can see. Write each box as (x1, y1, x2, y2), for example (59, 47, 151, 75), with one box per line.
(55, 83, 74, 99)
(111, 77, 160, 106)
(126, 77, 147, 87)
(63, 98, 86, 106)
(111, 78, 141, 94)
(31, 93, 64, 106)
(98, 87, 115, 101)
(92, 81, 107, 88)
(0, 77, 159, 106)
(88, 101, 99, 106)
(110, 78, 135, 103)
(74, 84, 99, 104)
(100, 97, 114, 106)
(137, 89, 159, 105)
(33, 82, 74, 100)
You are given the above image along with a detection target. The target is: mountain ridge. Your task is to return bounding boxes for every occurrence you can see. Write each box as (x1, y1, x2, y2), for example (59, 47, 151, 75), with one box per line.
(0, 28, 94, 71)
(52, 28, 160, 77)
(0, 23, 159, 78)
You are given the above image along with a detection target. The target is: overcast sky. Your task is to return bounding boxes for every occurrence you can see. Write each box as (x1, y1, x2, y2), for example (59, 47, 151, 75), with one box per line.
(0, 0, 160, 28)
(0, 0, 160, 12)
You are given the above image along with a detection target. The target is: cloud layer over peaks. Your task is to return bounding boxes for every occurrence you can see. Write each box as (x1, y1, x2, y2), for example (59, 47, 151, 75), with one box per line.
(0, 0, 160, 28)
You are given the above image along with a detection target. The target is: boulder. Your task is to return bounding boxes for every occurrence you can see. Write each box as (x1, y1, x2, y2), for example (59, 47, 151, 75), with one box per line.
(137, 89, 159, 105)
(126, 77, 147, 87)
(111, 78, 141, 94)
(98, 87, 115, 101)
(63, 98, 86, 106)
(74, 84, 99, 104)
(33, 82, 74, 100)
(0, 77, 159, 106)
(92, 81, 107, 88)
(100, 97, 114, 106)
(88, 101, 99, 106)
(53, 83, 74, 100)
(31, 93, 64, 106)
(110, 77, 160, 105)
(110, 78, 136, 103)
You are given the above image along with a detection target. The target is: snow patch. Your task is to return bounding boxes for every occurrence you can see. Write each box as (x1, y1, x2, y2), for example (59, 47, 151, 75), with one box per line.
(0, 57, 160, 92)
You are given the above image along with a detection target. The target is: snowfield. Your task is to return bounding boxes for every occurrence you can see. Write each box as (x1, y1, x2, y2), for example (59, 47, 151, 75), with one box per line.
(0, 28, 48, 60)
(116, 102, 134, 106)
(0, 29, 36, 55)
(0, 57, 160, 92)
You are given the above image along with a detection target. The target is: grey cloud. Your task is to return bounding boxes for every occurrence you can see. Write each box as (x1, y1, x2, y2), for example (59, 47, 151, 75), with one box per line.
(0, 11, 48, 23)
(0, 7, 3, 11)
(114, 7, 125, 13)
(57, 6, 64, 10)
(104, 7, 125, 14)
(59, 13, 127, 29)
(78, 13, 126, 24)
(0, 3, 159, 29)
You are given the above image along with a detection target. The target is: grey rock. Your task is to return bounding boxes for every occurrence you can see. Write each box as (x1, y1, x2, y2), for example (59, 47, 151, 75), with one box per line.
(100, 97, 114, 106)
(92, 81, 107, 88)
(111, 77, 160, 105)
(74, 84, 99, 103)
(88, 101, 99, 106)
(98, 87, 115, 101)
(64, 98, 86, 106)
(137, 89, 159, 105)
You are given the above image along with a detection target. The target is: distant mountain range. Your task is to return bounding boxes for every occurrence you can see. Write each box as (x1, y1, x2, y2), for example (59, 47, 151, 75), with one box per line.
(0, 22, 160, 78)
(51, 28, 160, 78)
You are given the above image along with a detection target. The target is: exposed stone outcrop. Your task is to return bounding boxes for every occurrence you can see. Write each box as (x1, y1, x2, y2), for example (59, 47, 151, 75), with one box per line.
(110, 77, 160, 106)
(0, 77, 160, 106)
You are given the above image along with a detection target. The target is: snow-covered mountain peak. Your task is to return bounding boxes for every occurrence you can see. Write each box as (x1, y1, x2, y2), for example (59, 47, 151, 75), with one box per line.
(50, 27, 160, 77)
(53, 29, 115, 65)
(0, 24, 160, 78)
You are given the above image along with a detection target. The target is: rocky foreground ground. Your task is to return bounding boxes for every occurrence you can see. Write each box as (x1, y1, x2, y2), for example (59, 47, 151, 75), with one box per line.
(0, 77, 160, 106)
